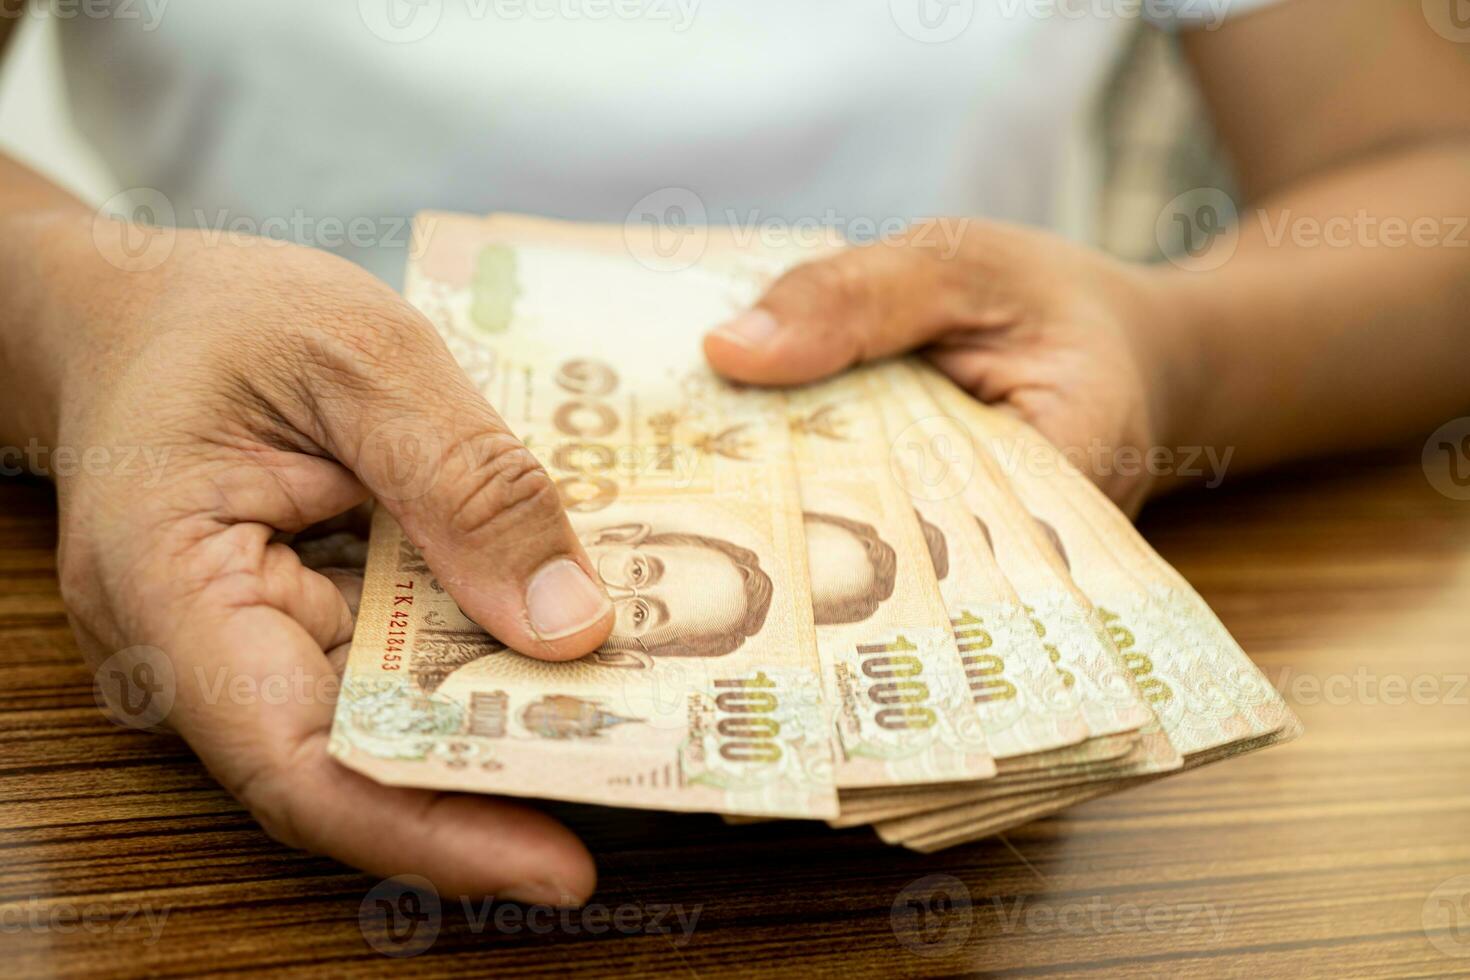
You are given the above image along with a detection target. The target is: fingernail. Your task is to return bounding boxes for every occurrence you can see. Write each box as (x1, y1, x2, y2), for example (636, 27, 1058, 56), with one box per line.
(711, 309, 780, 350)
(526, 559, 612, 641)
(502, 879, 587, 908)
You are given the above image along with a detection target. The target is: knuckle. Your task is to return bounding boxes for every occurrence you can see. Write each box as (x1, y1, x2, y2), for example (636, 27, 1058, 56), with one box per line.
(803, 255, 888, 345)
(294, 301, 431, 386)
(949, 220, 1020, 269)
(444, 435, 563, 540)
(794, 256, 868, 307)
(768, 256, 873, 334)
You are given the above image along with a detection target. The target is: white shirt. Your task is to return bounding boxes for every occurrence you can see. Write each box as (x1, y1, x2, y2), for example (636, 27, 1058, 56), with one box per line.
(54, 0, 1282, 285)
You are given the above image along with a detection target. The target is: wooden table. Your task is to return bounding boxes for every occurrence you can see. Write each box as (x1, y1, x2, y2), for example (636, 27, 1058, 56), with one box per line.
(5, 446, 1470, 978)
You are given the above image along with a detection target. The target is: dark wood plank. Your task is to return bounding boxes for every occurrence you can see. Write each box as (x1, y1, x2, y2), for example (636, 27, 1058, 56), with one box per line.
(3, 447, 1470, 978)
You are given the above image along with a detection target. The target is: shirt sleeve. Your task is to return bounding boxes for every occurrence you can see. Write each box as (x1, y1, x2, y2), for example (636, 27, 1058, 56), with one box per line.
(1142, 0, 1287, 30)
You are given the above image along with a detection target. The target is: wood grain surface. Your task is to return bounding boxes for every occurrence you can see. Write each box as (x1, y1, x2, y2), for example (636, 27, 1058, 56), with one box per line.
(4, 446, 1470, 978)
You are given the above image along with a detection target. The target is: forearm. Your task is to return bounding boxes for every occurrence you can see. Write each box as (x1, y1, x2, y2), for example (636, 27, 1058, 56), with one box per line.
(0, 153, 97, 451)
(1143, 140, 1470, 488)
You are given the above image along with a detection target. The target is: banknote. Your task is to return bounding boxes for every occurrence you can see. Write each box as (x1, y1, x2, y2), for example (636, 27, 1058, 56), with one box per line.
(852, 386, 1305, 837)
(834, 362, 1299, 827)
(329, 213, 840, 818)
(820, 365, 1178, 820)
(886, 719, 1305, 851)
(870, 368, 1090, 761)
(828, 733, 1150, 827)
(328, 211, 1302, 840)
(879, 363, 1157, 743)
(912, 364, 1296, 755)
(607, 228, 1188, 797)
(786, 376, 997, 788)
(465, 216, 998, 789)
(892, 785, 1112, 851)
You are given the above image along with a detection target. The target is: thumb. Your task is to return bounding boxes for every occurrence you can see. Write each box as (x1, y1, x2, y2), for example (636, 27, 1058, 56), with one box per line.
(703, 227, 981, 386)
(310, 325, 614, 663)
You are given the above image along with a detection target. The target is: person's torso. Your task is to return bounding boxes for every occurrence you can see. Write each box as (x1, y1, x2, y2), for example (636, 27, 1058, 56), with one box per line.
(58, 0, 1134, 283)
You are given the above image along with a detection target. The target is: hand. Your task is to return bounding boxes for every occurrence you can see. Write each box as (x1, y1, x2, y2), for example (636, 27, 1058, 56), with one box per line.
(702, 220, 1186, 514)
(22, 214, 615, 902)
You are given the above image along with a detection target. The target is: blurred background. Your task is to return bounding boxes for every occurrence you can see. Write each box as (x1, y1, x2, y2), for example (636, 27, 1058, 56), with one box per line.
(0, 16, 113, 203)
(0, 12, 1234, 273)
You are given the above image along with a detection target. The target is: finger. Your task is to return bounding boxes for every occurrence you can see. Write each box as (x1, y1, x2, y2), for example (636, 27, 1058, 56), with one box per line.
(923, 345, 1025, 407)
(258, 541, 356, 650)
(703, 223, 1006, 386)
(319, 566, 365, 619)
(926, 348, 1147, 514)
(152, 525, 596, 903)
(300, 302, 614, 663)
(203, 613, 593, 904)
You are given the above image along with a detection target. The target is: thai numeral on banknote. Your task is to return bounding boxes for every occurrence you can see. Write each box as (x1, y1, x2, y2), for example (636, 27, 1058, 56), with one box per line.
(1022, 606, 1076, 689)
(1098, 609, 1174, 705)
(952, 612, 1017, 705)
(713, 673, 783, 764)
(547, 357, 622, 512)
(856, 637, 939, 731)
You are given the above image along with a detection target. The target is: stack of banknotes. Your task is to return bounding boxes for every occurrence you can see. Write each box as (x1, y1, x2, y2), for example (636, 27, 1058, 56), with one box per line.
(327, 213, 1302, 852)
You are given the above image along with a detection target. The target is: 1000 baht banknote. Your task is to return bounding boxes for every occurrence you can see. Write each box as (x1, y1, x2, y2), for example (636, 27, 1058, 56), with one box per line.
(329, 214, 839, 818)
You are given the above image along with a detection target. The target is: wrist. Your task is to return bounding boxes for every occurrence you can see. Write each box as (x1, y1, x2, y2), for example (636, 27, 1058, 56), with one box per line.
(1124, 262, 1219, 475)
(0, 206, 135, 454)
